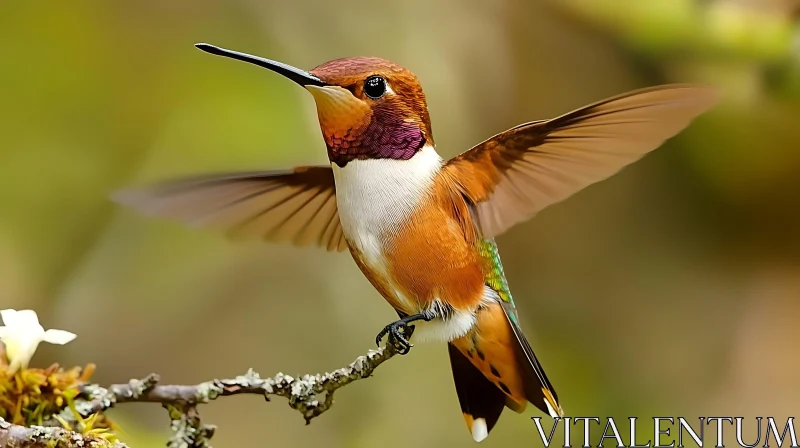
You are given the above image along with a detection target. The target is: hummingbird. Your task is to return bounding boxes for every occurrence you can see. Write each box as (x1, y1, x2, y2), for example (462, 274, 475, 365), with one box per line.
(114, 43, 718, 442)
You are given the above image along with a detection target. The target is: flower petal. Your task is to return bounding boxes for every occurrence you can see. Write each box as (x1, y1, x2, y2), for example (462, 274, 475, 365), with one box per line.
(0, 309, 17, 325)
(0, 326, 7, 338)
(43, 329, 77, 345)
(13, 309, 41, 327)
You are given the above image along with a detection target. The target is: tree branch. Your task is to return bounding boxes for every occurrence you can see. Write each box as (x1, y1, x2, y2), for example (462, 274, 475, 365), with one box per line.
(0, 417, 127, 448)
(45, 342, 401, 447)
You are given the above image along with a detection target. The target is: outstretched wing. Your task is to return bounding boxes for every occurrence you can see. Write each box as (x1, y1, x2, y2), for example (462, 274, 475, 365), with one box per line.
(113, 166, 348, 252)
(444, 85, 719, 238)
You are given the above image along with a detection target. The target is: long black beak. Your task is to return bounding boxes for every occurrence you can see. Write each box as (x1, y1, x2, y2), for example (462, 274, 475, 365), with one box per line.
(195, 43, 327, 87)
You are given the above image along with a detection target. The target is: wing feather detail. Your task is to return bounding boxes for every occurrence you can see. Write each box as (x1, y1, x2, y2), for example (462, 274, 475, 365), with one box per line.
(113, 166, 348, 252)
(444, 85, 719, 237)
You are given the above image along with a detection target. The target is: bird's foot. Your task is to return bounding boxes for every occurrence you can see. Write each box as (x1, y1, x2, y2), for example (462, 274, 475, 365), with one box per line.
(376, 320, 416, 355)
(375, 310, 436, 355)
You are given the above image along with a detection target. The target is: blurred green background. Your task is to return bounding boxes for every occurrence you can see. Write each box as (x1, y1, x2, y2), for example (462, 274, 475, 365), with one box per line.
(1, 0, 799, 446)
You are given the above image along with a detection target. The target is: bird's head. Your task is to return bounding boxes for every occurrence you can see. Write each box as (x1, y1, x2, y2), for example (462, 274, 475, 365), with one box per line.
(196, 44, 433, 166)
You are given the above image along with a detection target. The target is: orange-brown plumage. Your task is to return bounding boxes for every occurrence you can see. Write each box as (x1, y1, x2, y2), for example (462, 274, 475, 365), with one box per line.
(309, 57, 434, 165)
(310, 57, 433, 138)
(378, 175, 485, 313)
(114, 43, 720, 442)
(451, 302, 529, 407)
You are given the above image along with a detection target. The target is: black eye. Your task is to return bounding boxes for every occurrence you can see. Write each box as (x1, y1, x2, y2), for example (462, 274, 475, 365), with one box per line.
(363, 75, 387, 100)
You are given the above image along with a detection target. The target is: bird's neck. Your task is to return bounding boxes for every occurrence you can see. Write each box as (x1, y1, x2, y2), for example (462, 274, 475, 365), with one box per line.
(332, 144, 442, 198)
(331, 145, 443, 235)
(324, 116, 429, 167)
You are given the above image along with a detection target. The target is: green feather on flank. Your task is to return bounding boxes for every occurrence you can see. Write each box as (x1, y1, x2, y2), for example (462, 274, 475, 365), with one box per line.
(477, 239, 519, 324)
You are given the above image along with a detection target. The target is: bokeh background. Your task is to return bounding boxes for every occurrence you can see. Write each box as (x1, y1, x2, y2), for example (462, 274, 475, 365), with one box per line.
(2, 0, 799, 446)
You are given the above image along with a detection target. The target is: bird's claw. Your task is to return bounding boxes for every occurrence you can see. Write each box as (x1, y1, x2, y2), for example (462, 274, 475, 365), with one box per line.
(376, 321, 416, 355)
(376, 310, 434, 355)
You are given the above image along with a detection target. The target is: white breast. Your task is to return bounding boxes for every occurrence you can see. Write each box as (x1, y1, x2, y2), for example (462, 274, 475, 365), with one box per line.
(331, 145, 442, 309)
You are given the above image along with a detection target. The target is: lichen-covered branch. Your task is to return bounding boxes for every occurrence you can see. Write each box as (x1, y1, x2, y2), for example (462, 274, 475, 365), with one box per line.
(0, 417, 127, 448)
(48, 343, 401, 448)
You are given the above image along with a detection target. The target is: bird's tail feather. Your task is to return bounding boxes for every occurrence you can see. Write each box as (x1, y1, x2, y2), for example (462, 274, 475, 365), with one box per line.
(448, 343, 506, 442)
(448, 301, 563, 442)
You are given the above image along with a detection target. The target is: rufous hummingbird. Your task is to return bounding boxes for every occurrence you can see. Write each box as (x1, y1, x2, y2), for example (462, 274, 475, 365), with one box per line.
(114, 43, 718, 442)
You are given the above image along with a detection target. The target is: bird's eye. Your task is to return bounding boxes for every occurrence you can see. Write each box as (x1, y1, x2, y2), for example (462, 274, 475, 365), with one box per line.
(363, 75, 387, 100)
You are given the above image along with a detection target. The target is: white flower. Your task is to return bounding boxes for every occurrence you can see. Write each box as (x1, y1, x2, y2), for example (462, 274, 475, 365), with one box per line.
(0, 309, 76, 374)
